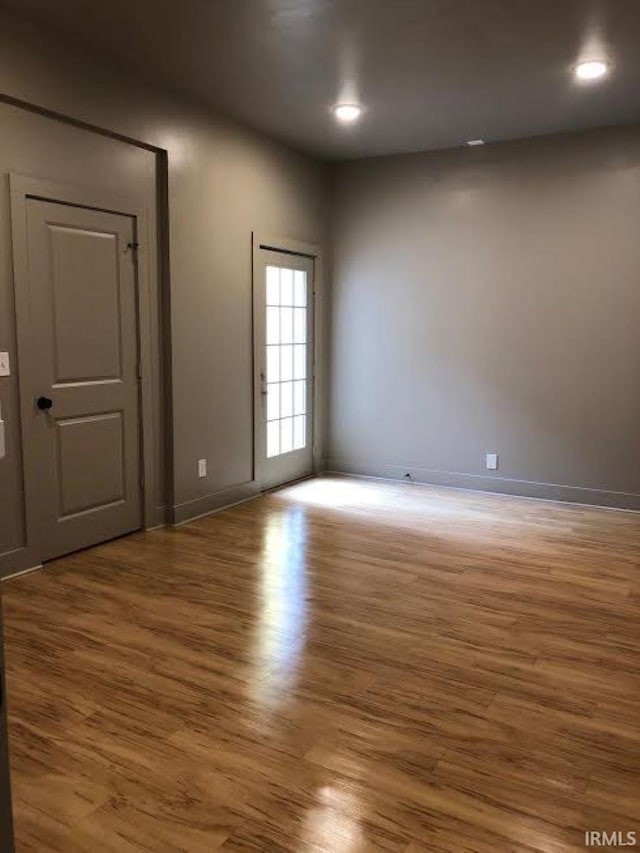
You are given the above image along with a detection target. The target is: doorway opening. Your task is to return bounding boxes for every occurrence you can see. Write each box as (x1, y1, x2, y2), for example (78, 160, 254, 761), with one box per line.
(253, 243, 317, 491)
(10, 175, 157, 564)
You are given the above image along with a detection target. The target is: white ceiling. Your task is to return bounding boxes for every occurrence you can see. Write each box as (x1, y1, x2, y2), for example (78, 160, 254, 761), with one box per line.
(7, 0, 640, 160)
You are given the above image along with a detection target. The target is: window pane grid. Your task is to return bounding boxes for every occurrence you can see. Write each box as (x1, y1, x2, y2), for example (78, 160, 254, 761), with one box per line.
(266, 379, 308, 421)
(264, 265, 310, 458)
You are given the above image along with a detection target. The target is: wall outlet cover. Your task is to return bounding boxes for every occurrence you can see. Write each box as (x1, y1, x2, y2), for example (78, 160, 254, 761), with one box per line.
(486, 452, 498, 471)
(198, 459, 207, 478)
(0, 351, 10, 377)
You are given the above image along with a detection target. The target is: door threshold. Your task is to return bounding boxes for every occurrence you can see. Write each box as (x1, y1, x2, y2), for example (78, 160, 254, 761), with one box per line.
(262, 472, 318, 495)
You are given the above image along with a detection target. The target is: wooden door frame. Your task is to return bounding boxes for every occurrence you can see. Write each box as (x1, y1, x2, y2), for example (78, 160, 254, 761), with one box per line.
(251, 232, 325, 486)
(0, 590, 14, 853)
(9, 173, 158, 567)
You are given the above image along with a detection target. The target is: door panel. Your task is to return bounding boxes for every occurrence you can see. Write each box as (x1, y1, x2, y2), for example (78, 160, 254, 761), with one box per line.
(50, 225, 123, 382)
(23, 199, 141, 561)
(254, 249, 314, 490)
(56, 413, 125, 516)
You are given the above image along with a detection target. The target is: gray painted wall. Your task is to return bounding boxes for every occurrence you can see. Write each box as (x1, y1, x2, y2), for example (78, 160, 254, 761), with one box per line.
(2, 8, 639, 558)
(329, 125, 640, 508)
(0, 11, 329, 573)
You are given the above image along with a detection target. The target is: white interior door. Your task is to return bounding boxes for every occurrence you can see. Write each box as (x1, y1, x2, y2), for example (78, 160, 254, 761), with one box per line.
(254, 248, 315, 490)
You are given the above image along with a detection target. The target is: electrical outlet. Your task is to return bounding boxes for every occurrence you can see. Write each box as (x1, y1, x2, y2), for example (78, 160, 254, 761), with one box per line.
(0, 351, 10, 377)
(486, 452, 498, 471)
(197, 458, 207, 478)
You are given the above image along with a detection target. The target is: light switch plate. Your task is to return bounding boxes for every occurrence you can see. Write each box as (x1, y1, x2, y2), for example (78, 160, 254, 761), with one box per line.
(0, 351, 9, 377)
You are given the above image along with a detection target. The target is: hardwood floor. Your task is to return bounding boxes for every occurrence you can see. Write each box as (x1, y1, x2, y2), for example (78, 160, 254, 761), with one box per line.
(2, 475, 640, 851)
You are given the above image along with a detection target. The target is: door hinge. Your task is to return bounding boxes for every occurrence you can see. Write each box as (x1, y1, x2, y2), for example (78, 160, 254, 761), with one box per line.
(137, 360, 143, 380)
(126, 242, 140, 256)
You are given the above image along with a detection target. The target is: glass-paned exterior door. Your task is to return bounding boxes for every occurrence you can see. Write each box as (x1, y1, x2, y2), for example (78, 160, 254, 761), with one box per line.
(254, 248, 314, 490)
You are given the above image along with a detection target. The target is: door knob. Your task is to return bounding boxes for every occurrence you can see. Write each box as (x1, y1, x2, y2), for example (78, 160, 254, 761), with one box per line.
(36, 396, 53, 411)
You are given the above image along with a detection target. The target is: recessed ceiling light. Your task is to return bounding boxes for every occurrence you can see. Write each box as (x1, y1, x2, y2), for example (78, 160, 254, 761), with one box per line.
(467, 139, 485, 146)
(575, 60, 609, 81)
(333, 103, 363, 123)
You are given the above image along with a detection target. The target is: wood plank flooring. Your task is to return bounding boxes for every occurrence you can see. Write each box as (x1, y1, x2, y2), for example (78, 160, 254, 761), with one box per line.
(2, 475, 640, 851)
